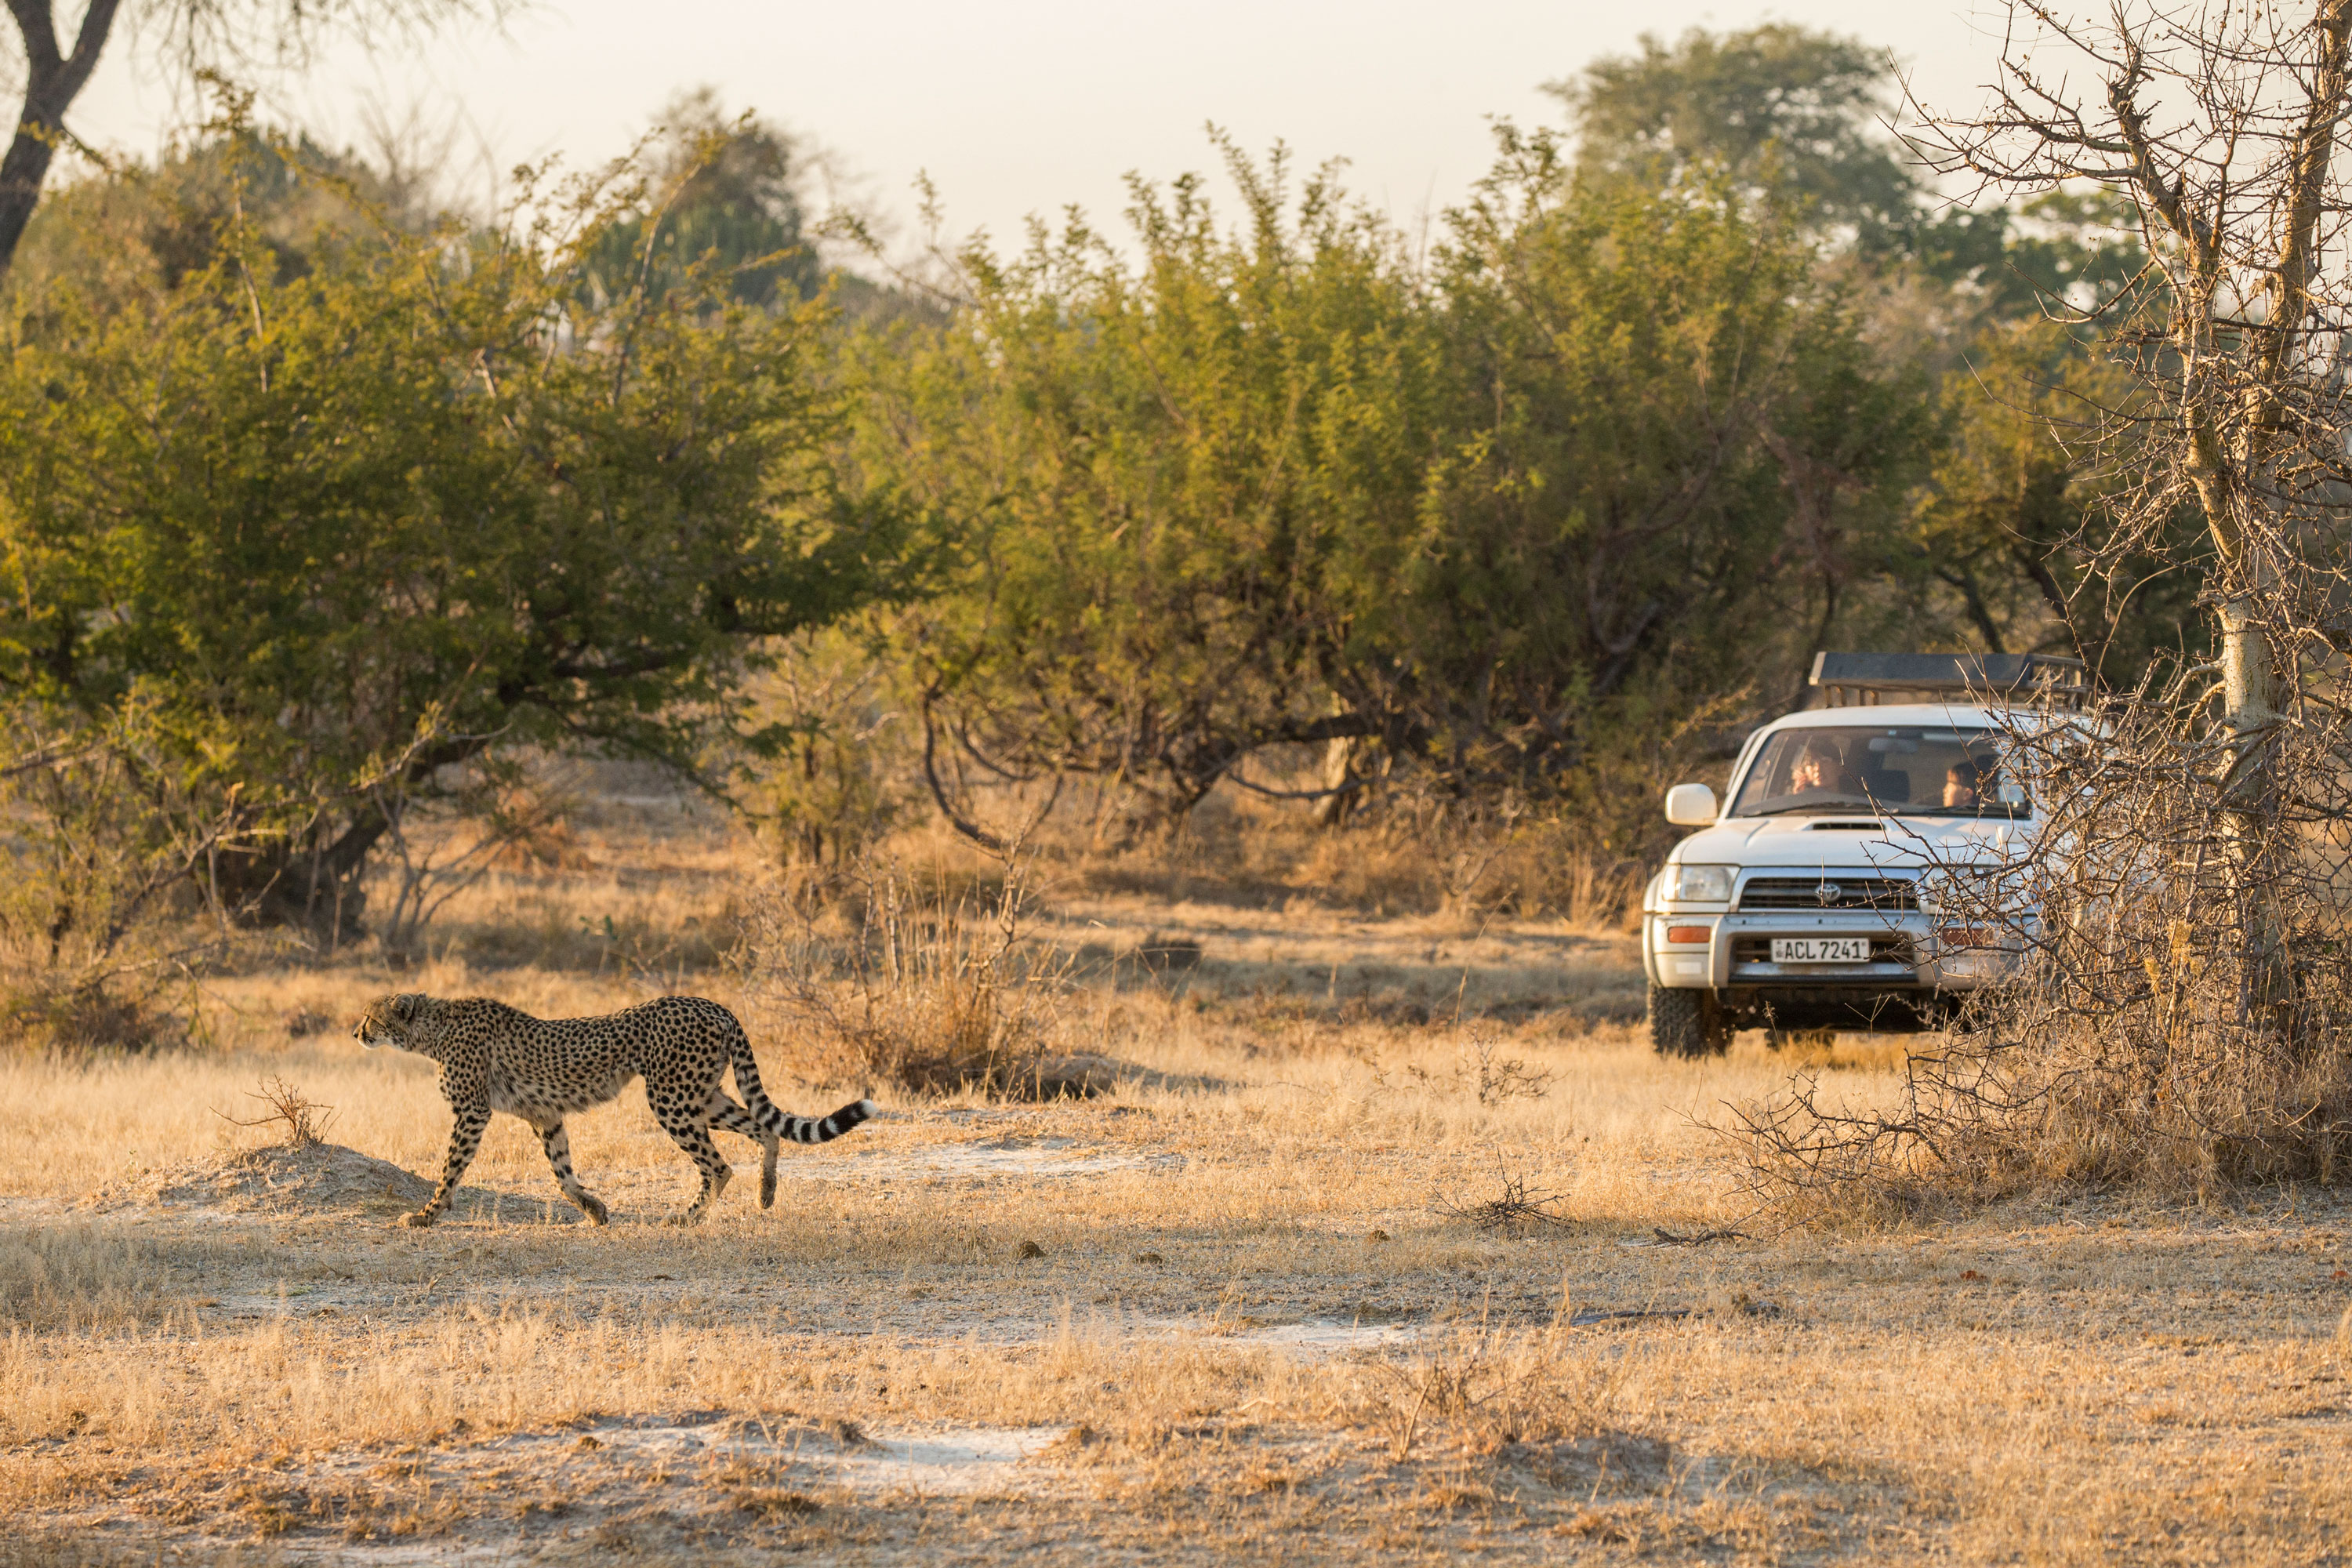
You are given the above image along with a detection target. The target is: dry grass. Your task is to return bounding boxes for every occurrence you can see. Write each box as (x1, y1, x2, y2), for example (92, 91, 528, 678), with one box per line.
(2, 790, 2350, 1563)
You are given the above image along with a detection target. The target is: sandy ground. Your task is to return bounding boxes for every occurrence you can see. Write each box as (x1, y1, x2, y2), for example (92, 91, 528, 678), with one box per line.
(9, 1028, 2352, 1565)
(4, 804, 2352, 1563)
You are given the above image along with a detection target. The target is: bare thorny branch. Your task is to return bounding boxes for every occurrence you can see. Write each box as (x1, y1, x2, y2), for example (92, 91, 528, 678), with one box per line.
(1734, 5, 2352, 1210)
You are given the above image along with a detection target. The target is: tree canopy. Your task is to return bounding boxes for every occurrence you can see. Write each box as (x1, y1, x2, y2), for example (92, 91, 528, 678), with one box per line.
(0, 28, 2208, 946)
(583, 88, 823, 309)
(0, 138, 898, 945)
(1545, 24, 1917, 247)
(842, 126, 1946, 846)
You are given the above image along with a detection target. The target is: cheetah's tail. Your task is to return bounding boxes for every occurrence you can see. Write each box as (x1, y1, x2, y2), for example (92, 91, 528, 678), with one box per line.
(769, 1097, 880, 1145)
(730, 1029, 880, 1145)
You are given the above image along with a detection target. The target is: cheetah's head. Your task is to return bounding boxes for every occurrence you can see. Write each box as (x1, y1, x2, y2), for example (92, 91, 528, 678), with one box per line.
(354, 993, 434, 1051)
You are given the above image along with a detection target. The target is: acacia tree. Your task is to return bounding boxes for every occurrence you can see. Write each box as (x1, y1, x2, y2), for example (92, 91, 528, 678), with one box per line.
(847, 140, 1434, 833)
(1385, 125, 1936, 793)
(0, 142, 896, 947)
(844, 131, 1940, 848)
(0, 0, 488, 270)
(1916, 0, 2352, 1033)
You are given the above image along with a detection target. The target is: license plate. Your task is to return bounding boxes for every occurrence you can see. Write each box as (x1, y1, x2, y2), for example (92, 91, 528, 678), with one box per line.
(1770, 937, 1873, 964)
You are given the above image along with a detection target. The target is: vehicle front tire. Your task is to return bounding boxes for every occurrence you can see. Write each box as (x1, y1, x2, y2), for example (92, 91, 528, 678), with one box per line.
(1648, 984, 1730, 1058)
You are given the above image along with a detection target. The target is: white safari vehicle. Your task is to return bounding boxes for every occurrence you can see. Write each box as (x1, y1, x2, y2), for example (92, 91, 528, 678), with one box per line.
(1642, 652, 2083, 1058)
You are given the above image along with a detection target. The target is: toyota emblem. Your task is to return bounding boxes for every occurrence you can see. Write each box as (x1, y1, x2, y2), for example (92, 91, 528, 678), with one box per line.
(1814, 881, 1839, 907)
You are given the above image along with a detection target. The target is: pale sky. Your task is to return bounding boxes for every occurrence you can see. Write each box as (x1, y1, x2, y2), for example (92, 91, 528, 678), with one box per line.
(61, 1, 2019, 257)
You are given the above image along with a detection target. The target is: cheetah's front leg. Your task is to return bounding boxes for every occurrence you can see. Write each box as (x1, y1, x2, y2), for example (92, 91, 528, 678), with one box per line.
(405, 1105, 492, 1228)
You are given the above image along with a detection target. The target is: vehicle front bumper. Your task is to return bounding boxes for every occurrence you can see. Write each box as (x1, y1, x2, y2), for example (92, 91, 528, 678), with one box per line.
(1643, 909, 2019, 995)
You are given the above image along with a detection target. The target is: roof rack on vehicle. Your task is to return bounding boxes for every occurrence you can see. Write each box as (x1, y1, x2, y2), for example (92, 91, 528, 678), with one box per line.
(1808, 651, 2091, 709)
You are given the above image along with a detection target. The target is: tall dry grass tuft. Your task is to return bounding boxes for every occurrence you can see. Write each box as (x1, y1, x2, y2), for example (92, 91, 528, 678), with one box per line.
(736, 858, 1071, 1096)
(1345, 1319, 1654, 1465)
(1730, 670, 2352, 1221)
(0, 1225, 183, 1331)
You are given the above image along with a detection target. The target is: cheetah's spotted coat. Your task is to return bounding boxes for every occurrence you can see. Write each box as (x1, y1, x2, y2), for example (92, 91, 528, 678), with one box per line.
(352, 993, 876, 1226)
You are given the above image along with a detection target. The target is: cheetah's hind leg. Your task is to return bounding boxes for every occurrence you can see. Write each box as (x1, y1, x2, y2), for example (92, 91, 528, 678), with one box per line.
(707, 1094, 782, 1209)
(535, 1119, 609, 1226)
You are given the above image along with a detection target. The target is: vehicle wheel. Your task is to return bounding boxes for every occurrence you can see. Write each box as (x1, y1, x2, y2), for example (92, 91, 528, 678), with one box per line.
(1648, 985, 1730, 1058)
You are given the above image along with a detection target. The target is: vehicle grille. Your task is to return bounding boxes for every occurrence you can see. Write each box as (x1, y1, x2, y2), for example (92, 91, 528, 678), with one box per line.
(1731, 935, 1916, 965)
(1736, 876, 1920, 912)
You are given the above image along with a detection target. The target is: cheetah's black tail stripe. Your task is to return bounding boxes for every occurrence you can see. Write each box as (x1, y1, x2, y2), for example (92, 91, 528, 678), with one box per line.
(784, 1098, 880, 1143)
(728, 1024, 879, 1144)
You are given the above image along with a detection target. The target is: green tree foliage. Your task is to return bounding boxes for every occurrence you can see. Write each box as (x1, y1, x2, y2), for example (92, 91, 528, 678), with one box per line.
(0, 140, 893, 947)
(1411, 127, 1936, 775)
(584, 89, 821, 309)
(1911, 319, 2205, 679)
(747, 626, 915, 871)
(1913, 189, 2149, 311)
(850, 141, 1430, 826)
(846, 132, 1939, 844)
(1557, 25, 2189, 684)
(1547, 24, 1918, 248)
(9, 125, 443, 307)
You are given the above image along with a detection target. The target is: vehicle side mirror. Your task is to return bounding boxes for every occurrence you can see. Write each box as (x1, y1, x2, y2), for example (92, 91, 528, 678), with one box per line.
(1664, 783, 1718, 827)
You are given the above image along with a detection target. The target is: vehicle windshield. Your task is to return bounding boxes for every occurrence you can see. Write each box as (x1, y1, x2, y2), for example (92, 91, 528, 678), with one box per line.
(1727, 727, 2028, 818)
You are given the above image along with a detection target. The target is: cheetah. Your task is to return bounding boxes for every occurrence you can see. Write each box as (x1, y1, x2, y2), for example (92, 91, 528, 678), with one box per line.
(352, 993, 876, 1227)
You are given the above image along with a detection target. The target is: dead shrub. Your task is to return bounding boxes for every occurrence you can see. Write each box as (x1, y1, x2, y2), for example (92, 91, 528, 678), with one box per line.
(1392, 1029, 1555, 1105)
(213, 1076, 336, 1149)
(1436, 1164, 1572, 1232)
(1728, 669, 2352, 1221)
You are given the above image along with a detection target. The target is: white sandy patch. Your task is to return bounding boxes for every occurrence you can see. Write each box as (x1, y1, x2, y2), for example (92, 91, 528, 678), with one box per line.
(776, 1136, 1178, 1182)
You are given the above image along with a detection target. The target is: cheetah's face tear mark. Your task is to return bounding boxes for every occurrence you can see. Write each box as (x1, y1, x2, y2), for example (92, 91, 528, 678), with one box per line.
(352, 993, 428, 1051)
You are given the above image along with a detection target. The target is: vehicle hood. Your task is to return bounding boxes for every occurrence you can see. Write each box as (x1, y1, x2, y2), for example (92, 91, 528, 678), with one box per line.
(1671, 815, 2029, 874)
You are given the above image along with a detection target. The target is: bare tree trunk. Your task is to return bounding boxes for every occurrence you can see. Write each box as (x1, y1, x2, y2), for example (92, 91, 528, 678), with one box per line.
(0, 0, 123, 273)
(2215, 590, 2294, 1033)
(1309, 735, 1356, 829)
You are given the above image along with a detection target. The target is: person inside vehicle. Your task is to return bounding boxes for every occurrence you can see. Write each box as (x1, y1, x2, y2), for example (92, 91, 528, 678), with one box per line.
(1944, 760, 1989, 809)
(1790, 738, 1861, 796)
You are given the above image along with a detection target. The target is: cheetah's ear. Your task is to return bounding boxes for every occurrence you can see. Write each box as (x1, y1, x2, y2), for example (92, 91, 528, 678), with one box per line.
(394, 993, 423, 1022)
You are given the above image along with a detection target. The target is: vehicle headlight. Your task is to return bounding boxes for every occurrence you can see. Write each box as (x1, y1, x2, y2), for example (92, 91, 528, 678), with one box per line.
(1918, 867, 1946, 915)
(1667, 864, 1733, 902)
